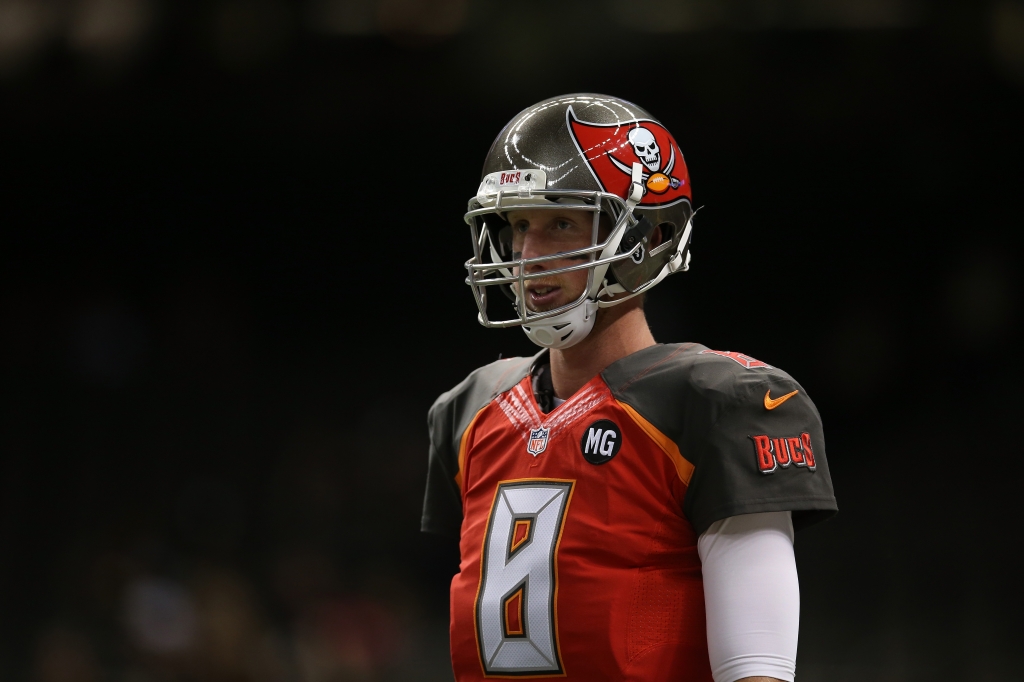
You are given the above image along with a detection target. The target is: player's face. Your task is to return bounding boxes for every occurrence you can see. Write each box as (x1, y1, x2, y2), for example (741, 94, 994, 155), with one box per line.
(507, 209, 601, 313)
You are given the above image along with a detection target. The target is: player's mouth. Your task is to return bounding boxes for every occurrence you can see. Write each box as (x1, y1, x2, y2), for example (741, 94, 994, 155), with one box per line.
(525, 284, 563, 310)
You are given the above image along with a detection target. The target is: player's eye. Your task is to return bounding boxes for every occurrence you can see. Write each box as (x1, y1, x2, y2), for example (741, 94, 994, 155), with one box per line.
(556, 220, 572, 231)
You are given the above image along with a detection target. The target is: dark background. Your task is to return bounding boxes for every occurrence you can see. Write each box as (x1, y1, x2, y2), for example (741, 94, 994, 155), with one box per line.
(2, 0, 1022, 680)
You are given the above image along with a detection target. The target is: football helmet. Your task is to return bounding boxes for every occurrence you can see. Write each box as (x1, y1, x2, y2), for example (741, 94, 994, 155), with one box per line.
(464, 94, 694, 349)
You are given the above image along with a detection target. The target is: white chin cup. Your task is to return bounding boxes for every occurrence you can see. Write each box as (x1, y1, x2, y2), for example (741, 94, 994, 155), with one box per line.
(522, 300, 599, 349)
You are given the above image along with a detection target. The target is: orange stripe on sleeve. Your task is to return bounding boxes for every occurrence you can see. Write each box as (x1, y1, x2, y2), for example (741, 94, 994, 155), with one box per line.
(455, 407, 487, 493)
(616, 400, 695, 486)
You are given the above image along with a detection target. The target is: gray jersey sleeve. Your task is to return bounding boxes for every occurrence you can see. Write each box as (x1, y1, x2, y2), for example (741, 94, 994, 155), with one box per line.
(604, 344, 837, 536)
(421, 355, 536, 537)
(422, 402, 464, 538)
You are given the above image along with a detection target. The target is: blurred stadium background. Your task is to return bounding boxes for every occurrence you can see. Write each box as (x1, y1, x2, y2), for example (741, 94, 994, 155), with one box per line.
(1, 0, 1022, 680)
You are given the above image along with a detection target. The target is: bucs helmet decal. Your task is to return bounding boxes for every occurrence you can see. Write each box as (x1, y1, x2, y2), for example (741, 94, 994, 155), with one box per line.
(566, 106, 691, 207)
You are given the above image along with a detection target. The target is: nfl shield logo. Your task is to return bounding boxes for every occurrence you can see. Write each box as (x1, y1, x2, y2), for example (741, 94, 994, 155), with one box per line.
(527, 427, 549, 456)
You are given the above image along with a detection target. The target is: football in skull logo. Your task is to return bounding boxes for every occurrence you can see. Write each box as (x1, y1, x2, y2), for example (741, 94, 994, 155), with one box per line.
(566, 106, 691, 207)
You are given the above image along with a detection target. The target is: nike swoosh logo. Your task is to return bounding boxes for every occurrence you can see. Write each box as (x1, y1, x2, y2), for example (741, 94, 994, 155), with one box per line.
(764, 389, 799, 410)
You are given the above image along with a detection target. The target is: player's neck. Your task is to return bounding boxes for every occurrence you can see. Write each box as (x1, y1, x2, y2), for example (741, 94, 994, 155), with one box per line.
(549, 302, 655, 399)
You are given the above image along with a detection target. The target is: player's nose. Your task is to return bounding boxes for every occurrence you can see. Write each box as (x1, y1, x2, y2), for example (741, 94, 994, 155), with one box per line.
(519, 226, 554, 270)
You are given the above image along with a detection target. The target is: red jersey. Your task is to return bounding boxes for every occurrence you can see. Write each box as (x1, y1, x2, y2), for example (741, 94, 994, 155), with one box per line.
(422, 344, 837, 681)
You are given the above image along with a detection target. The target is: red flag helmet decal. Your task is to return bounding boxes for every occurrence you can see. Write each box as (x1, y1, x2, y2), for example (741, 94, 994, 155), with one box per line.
(566, 106, 691, 207)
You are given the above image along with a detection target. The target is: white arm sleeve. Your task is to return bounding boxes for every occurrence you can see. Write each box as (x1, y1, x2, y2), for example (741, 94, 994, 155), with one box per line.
(697, 511, 799, 682)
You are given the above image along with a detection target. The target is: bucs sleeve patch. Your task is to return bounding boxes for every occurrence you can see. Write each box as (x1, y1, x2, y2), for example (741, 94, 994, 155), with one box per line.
(750, 433, 817, 474)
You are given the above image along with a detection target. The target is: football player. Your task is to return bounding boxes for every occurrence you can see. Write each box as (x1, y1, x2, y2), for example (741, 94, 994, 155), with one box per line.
(422, 94, 837, 682)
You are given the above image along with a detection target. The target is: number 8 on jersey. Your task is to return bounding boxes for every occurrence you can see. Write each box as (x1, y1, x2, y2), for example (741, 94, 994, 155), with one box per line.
(475, 480, 574, 676)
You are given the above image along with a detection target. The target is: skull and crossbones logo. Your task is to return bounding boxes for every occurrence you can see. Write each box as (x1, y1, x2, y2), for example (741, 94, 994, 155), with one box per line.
(607, 125, 682, 195)
(628, 128, 661, 172)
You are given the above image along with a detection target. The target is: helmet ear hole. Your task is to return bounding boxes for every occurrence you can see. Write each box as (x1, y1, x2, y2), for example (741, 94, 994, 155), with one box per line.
(651, 221, 676, 254)
(657, 221, 674, 242)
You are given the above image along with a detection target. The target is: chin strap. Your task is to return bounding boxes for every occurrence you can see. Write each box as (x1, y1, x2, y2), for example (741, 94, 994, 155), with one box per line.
(522, 299, 599, 349)
(670, 215, 693, 273)
(583, 162, 646, 302)
(626, 161, 645, 209)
